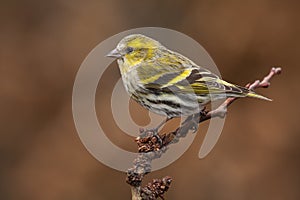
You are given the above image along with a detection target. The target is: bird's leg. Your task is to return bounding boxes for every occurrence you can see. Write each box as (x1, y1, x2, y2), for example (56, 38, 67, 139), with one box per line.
(139, 117, 173, 149)
(139, 117, 173, 144)
(181, 108, 207, 133)
(154, 116, 173, 132)
(189, 114, 200, 133)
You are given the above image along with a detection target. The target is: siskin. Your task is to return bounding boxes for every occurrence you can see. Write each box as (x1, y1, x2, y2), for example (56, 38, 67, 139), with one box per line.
(107, 34, 270, 125)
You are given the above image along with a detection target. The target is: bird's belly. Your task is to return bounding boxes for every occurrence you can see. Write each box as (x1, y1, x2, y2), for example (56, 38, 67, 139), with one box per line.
(134, 91, 203, 117)
(122, 73, 209, 117)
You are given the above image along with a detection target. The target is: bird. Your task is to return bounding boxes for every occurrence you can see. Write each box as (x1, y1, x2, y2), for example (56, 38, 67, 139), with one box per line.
(106, 34, 270, 128)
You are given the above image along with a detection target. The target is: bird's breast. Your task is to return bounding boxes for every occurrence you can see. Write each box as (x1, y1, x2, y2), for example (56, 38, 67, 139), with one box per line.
(121, 69, 142, 97)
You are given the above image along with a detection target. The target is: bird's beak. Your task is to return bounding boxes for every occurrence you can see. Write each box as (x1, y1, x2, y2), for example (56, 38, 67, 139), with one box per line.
(106, 48, 122, 58)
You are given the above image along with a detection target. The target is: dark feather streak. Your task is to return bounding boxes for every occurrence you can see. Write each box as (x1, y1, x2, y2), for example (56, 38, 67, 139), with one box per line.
(153, 72, 182, 85)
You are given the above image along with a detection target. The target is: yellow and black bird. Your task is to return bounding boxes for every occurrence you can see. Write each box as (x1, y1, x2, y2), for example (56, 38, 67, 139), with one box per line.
(107, 34, 270, 122)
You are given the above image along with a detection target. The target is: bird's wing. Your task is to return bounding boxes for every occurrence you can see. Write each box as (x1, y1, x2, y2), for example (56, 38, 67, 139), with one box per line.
(141, 67, 248, 97)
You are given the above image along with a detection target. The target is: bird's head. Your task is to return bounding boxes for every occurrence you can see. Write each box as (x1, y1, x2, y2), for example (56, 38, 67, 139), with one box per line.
(107, 34, 164, 73)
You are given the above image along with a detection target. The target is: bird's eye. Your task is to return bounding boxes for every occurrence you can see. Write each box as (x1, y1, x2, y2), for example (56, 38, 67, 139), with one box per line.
(126, 47, 134, 54)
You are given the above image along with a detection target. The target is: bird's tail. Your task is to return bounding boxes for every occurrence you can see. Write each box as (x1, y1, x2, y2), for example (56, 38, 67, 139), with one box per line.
(246, 91, 272, 101)
(222, 81, 272, 101)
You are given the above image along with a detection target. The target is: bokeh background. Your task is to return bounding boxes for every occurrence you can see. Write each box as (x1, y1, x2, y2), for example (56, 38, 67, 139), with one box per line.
(1, 0, 300, 199)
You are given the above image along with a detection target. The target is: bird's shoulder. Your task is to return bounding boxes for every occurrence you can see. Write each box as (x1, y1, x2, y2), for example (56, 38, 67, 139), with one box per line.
(137, 48, 215, 78)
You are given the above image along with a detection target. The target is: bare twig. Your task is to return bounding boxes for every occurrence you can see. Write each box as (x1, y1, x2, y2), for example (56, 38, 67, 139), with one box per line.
(198, 67, 282, 123)
(131, 187, 141, 200)
(127, 67, 281, 199)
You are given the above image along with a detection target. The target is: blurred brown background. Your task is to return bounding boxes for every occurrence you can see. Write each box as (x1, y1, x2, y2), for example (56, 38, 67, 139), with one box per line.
(1, 0, 299, 199)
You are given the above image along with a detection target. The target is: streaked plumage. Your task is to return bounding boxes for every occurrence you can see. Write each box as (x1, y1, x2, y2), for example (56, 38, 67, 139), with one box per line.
(107, 34, 270, 118)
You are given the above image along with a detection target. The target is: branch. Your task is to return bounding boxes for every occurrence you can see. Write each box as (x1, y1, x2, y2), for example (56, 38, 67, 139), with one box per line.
(200, 67, 282, 122)
(126, 67, 281, 199)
